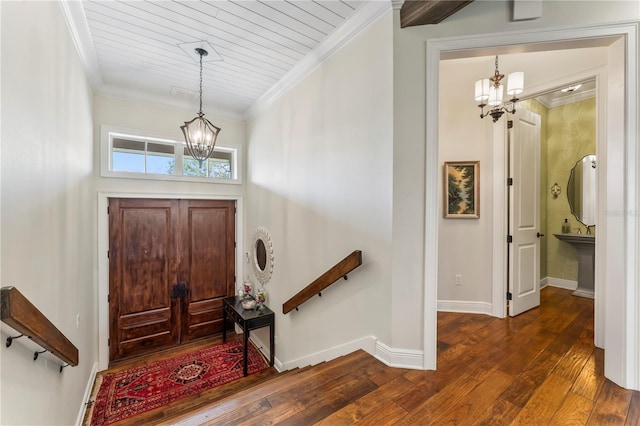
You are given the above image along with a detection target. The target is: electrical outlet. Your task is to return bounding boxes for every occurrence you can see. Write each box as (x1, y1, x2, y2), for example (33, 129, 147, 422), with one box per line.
(455, 275, 462, 286)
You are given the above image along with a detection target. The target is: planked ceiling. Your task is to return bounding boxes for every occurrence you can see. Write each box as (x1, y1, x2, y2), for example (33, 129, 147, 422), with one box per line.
(65, 1, 476, 119)
(70, 0, 371, 119)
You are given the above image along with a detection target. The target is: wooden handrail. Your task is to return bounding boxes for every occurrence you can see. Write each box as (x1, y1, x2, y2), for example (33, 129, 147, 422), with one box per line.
(283, 250, 362, 314)
(1, 286, 79, 367)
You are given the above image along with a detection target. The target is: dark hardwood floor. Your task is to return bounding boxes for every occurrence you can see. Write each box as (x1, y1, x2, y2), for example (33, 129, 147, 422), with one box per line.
(93, 287, 640, 425)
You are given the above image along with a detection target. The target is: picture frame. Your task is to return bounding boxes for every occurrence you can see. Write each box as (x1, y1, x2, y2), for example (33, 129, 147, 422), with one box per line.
(444, 161, 480, 219)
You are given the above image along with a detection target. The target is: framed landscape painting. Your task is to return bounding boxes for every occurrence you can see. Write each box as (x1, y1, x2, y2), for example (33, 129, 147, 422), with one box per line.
(444, 161, 480, 219)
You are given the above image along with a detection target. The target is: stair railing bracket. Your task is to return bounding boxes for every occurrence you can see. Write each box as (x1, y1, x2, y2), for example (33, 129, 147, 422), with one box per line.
(6, 334, 24, 348)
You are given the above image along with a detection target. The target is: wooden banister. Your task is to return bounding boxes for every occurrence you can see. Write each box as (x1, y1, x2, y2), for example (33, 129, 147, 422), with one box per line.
(283, 250, 362, 314)
(1, 286, 79, 367)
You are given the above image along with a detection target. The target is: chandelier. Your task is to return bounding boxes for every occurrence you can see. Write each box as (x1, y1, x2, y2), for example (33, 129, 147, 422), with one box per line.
(475, 56, 524, 123)
(180, 48, 221, 167)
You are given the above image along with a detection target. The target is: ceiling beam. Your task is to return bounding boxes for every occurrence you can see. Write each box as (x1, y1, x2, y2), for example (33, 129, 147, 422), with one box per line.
(400, 0, 475, 28)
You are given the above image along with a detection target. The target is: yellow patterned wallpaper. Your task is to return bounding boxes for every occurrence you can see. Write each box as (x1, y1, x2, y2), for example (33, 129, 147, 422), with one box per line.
(522, 97, 596, 282)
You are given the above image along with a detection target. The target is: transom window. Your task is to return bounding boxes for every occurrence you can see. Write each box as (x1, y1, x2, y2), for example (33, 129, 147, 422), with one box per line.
(101, 126, 241, 184)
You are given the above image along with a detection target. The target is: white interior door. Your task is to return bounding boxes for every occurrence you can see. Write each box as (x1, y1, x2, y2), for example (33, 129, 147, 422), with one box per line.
(509, 108, 542, 316)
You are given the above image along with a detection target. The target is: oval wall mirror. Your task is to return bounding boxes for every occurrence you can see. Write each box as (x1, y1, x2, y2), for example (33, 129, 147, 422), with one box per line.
(252, 227, 274, 285)
(567, 154, 597, 227)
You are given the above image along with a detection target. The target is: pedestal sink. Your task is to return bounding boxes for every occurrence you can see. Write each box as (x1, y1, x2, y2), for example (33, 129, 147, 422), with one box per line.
(554, 233, 595, 298)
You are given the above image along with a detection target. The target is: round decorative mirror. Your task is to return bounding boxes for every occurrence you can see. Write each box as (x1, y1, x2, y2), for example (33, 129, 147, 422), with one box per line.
(567, 154, 596, 227)
(252, 227, 274, 285)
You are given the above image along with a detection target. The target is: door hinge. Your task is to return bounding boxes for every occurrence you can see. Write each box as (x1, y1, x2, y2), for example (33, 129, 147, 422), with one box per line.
(507, 120, 513, 129)
(107, 250, 109, 258)
(234, 241, 237, 248)
(507, 235, 513, 243)
(107, 294, 110, 303)
(507, 292, 513, 301)
(108, 338, 110, 346)
(507, 177, 513, 186)
(234, 275, 236, 283)
(107, 206, 110, 214)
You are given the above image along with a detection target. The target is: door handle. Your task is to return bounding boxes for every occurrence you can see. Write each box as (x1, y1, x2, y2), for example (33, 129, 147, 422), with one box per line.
(180, 283, 188, 298)
(537, 232, 545, 238)
(171, 283, 180, 299)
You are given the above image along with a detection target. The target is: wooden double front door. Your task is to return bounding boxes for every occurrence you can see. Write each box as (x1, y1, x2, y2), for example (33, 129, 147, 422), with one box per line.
(108, 198, 236, 362)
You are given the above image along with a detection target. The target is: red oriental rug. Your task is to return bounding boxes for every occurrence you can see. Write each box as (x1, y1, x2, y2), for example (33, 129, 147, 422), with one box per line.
(87, 340, 269, 425)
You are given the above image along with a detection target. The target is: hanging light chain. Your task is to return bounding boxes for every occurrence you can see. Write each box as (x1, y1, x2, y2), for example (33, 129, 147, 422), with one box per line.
(197, 48, 206, 115)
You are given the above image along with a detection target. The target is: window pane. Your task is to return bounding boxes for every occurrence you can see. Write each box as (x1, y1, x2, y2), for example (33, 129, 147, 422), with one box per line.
(183, 155, 207, 177)
(209, 159, 231, 178)
(113, 151, 145, 172)
(147, 143, 175, 175)
(147, 155, 174, 175)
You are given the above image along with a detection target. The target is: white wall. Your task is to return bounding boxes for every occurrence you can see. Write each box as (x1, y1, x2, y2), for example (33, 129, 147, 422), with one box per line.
(393, 0, 639, 386)
(0, 2, 96, 424)
(437, 48, 607, 307)
(246, 12, 393, 367)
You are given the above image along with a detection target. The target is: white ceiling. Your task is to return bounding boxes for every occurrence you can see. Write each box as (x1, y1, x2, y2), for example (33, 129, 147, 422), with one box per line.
(62, 1, 386, 120)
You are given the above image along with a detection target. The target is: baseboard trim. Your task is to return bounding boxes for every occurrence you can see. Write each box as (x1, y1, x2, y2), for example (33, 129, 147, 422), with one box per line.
(545, 277, 578, 291)
(75, 361, 99, 426)
(375, 341, 424, 370)
(272, 335, 424, 372)
(437, 300, 493, 315)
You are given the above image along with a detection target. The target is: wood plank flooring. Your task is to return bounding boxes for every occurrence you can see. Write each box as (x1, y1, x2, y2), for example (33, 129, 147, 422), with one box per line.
(95, 287, 640, 425)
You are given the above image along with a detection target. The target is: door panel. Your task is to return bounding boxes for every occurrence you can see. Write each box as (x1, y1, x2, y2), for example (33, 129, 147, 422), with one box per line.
(181, 200, 236, 342)
(109, 198, 179, 361)
(509, 109, 542, 316)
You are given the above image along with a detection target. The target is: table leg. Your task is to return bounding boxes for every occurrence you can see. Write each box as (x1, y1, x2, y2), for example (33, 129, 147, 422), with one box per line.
(269, 323, 275, 367)
(243, 325, 249, 377)
(222, 307, 227, 343)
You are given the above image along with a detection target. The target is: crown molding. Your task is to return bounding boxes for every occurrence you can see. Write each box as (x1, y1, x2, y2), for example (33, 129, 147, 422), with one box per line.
(535, 88, 596, 109)
(58, 0, 103, 91)
(391, 0, 405, 10)
(244, 0, 392, 120)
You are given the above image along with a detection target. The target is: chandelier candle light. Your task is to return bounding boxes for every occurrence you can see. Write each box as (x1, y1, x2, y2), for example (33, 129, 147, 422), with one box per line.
(475, 55, 524, 123)
(181, 47, 221, 167)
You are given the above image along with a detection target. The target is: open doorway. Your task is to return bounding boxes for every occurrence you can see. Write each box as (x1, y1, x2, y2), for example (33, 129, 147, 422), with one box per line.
(437, 48, 605, 317)
(426, 24, 637, 389)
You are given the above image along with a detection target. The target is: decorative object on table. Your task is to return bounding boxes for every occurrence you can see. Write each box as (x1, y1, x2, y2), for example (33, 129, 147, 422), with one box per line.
(252, 227, 274, 285)
(243, 282, 252, 298)
(256, 287, 267, 310)
(86, 340, 268, 425)
(241, 298, 256, 310)
(444, 161, 480, 219)
(475, 55, 524, 123)
(551, 182, 561, 198)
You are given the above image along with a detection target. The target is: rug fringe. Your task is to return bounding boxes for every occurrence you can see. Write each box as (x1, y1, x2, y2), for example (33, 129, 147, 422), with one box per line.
(83, 373, 104, 426)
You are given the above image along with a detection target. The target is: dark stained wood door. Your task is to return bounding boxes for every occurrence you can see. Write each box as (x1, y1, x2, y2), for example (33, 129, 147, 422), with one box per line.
(109, 198, 235, 361)
(179, 200, 236, 342)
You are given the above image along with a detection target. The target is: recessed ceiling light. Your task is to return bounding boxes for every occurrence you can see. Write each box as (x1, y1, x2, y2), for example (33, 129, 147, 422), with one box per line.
(561, 84, 582, 93)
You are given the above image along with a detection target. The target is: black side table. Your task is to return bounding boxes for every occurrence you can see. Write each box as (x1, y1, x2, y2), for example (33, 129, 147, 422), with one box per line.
(222, 296, 275, 376)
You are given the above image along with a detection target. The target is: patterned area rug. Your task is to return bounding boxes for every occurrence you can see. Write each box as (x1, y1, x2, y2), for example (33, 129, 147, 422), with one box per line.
(87, 340, 268, 425)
